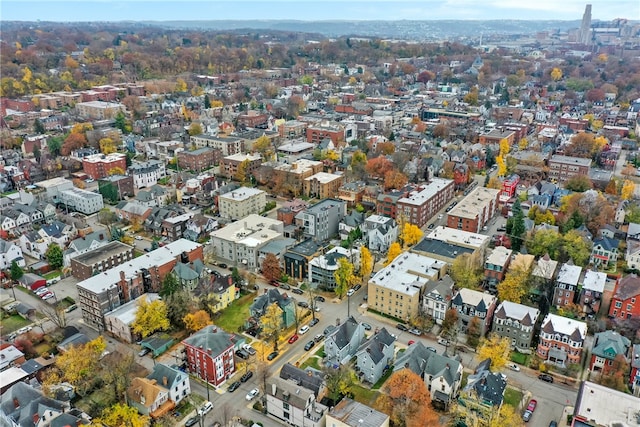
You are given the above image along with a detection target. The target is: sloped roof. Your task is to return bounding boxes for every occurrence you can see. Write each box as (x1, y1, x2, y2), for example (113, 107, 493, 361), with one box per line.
(328, 316, 360, 350)
(540, 313, 587, 341)
(0, 382, 67, 427)
(614, 274, 640, 300)
(593, 236, 619, 252)
(279, 363, 324, 396)
(356, 328, 395, 364)
(127, 377, 164, 408)
(494, 301, 539, 326)
(452, 288, 496, 312)
(592, 330, 630, 360)
(464, 368, 507, 407)
(183, 325, 237, 356)
(147, 363, 187, 390)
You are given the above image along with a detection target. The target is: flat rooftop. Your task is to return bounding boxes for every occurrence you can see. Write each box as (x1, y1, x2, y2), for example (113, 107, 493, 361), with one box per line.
(550, 155, 592, 167)
(73, 240, 132, 265)
(574, 381, 640, 427)
(273, 159, 323, 174)
(370, 252, 446, 296)
(219, 187, 265, 202)
(210, 214, 282, 244)
(397, 178, 453, 206)
(449, 187, 500, 219)
(277, 141, 315, 153)
(425, 226, 490, 250)
(223, 152, 262, 162)
(304, 172, 342, 184)
(486, 246, 512, 267)
(105, 293, 161, 325)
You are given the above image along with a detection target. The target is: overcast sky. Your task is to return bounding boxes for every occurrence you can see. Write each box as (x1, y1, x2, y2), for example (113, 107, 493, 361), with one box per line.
(2, 0, 637, 22)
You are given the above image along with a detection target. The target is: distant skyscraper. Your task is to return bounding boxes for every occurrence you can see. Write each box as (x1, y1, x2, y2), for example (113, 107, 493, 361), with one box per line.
(579, 4, 592, 45)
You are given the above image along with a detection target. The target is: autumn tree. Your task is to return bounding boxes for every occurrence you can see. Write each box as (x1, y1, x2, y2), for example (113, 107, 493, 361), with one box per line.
(45, 243, 63, 270)
(478, 335, 511, 370)
(183, 310, 211, 332)
(253, 135, 273, 161)
(526, 229, 562, 259)
(260, 303, 283, 351)
(188, 122, 203, 136)
(350, 150, 367, 179)
(550, 67, 563, 81)
(262, 253, 282, 282)
(621, 180, 635, 200)
(101, 350, 137, 405)
(95, 403, 150, 427)
(323, 364, 358, 402)
(565, 175, 592, 192)
(450, 252, 483, 290)
(488, 404, 524, 427)
(385, 242, 402, 266)
(334, 257, 356, 298)
(131, 296, 170, 338)
(164, 290, 192, 329)
(359, 246, 373, 282)
(560, 190, 614, 236)
(497, 265, 532, 304)
(108, 166, 125, 176)
(366, 156, 394, 179)
(561, 230, 592, 266)
(99, 137, 117, 154)
(384, 170, 408, 190)
(375, 369, 441, 427)
(61, 132, 87, 156)
(400, 223, 423, 248)
(175, 78, 187, 92)
(597, 354, 630, 392)
(564, 132, 597, 159)
(235, 159, 250, 183)
(441, 308, 459, 341)
(466, 316, 482, 349)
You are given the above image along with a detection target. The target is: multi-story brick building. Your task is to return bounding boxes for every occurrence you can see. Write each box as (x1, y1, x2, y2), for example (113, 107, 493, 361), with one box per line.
(237, 111, 269, 128)
(182, 325, 237, 387)
(278, 120, 308, 139)
(589, 330, 630, 376)
(548, 155, 592, 183)
(303, 172, 344, 199)
(337, 181, 366, 207)
(376, 186, 415, 220)
(177, 147, 215, 172)
(82, 153, 127, 180)
(76, 101, 125, 120)
(306, 121, 345, 145)
(447, 187, 500, 233)
(219, 153, 262, 178)
(189, 135, 244, 155)
(492, 301, 540, 354)
(397, 178, 455, 228)
(553, 263, 583, 309)
(608, 274, 640, 321)
(70, 241, 135, 280)
(76, 239, 202, 331)
(536, 313, 587, 366)
(271, 159, 323, 191)
(218, 187, 267, 220)
(500, 174, 520, 203)
(478, 129, 515, 146)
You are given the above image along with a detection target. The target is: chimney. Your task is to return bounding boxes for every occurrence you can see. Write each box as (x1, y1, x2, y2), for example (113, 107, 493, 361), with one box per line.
(13, 398, 19, 409)
(32, 414, 39, 424)
(272, 383, 277, 396)
(163, 376, 168, 386)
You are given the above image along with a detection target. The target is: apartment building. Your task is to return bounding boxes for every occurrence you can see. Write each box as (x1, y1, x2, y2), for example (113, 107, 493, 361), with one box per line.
(76, 101, 125, 119)
(299, 199, 346, 243)
(478, 129, 516, 146)
(59, 188, 104, 215)
(309, 247, 359, 291)
(303, 172, 344, 199)
(182, 325, 237, 387)
(129, 160, 166, 189)
(447, 187, 500, 233)
(271, 159, 324, 189)
(548, 155, 592, 183)
(553, 263, 583, 309)
(306, 121, 345, 145)
(608, 274, 640, 320)
(70, 241, 135, 280)
(492, 301, 540, 354)
(397, 178, 455, 228)
(484, 246, 512, 289)
(219, 152, 262, 178)
(536, 313, 587, 366)
(218, 187, 267, 220)
(422, 275, 455, 325)
(82, 153, 127, 179)
(368, 252, 447, 322)
(177, 147, 215, 172)
(189, 134, 244, 155)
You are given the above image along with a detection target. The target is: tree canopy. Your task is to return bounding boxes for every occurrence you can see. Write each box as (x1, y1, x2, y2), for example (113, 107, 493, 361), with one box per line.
(477, 335, 511, 371)
(131, 296, 170, 338)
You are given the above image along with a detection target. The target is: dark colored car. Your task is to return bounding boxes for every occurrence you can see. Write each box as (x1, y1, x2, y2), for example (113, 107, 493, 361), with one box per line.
(353, 284, 362, 291)
(304, 340, 316, 351)
(267, 351, 279, 361)
(309, 318, 319, 327)
(297, 301, 309, 308)
(538, 373, 554, 383)
(185, 417, 199, 427)
(314, 296, 325, 302)
(280, 283, 291, 290)
(235, 349, 249, 359)
(291, 288, 304, 295)
(396, 323, 409, 331)
(228, 381, 241, 392)
(219, 263, 228, 269)
(428, 223, 435, 229)
(240, 371, 253, 383)
(362, 322, 372, 331)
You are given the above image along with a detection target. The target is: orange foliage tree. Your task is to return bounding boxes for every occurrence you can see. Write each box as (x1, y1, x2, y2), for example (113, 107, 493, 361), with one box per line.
(366, 156, 394, 180)
(375, 369, 441, 427)
(384, 170, 408, 190)
(61, 132, 87, 156)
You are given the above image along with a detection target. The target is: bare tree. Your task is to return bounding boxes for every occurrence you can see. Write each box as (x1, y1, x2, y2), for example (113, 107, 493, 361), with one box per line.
(255, 360, 272, 404)
(101, 349, 137, 403)
(39, 302, 67, 329)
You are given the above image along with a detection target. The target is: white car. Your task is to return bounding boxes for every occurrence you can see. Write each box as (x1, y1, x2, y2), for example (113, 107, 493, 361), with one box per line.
(346, 289, 355, 297)
(508, 363, 521, 372)
(41, 292, 55, 300)
(16, 326, 32, 335)
(135, 236, 142, 240)
(298, 325, 310, 335)
(35, 287, 50, 295)
(246, 388, 259, 401)
(199, 401, 213, 415)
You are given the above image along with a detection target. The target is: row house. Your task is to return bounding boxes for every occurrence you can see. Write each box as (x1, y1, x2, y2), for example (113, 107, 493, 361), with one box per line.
(451, 288, 497, 335)
(422, 275, 455, 325)
(608, 274, 640, 321)
(129, 160, 166, 189)
(553, 263, 583, 309)
(182, 325, 237, 387)
(578, 270, 607, 318)
(590, 236, 619, 269)
(536, 313, 587, 366)
(492, 301, 540, 354)
(484, 246, 512, 290)
(589, 330, 631, 376)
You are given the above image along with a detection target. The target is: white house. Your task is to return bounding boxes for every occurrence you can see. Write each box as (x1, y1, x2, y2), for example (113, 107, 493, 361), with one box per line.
(364, 215, 398, 253)
(0, 239, 25, 269)
(325, 317, 366, 365)
(422, 275, 455, 325)
(265, 376, 327, 427)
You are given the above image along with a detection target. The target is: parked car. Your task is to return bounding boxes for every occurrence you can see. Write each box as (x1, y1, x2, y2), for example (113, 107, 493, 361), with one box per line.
(408, 340, 416, 345)
(409, 328, 422, 336)
(298, 325, 310, 335)
(549, 422, 557, 427)
(16, 326, 32, 335)
(304, 340, 316, 351)
(228, 381, 241, 392)
(235, 349, 250, 359)
(346, 289, 355, 297)
(314, 296, 325, 302)
(135, 236, 142, 240)
(538, 373, 554, 383)
(522, 399, 537, 422)
(426, 346, 437, 352)
(242, 344, 256, 355)
(396, 323, 409, 331)
(280, 283, 291, 290)
(297, 301, 309, 308)
(428, 223, 435, 229)
(508, 363, 520, 372)
(497, 226, 506, 232)
(314, 334, 324, 343)
(309, 318, 319, 327)
(362, 322, 372, 331)
(138, 348, 151, 357)
(353, 284, 362, 291)
(199, 401, 213, 415)
(269, 280, 279, 287)
(218, 263, 228, 269)
(437, 337, 450, 346)
(41, 292, 55, 300)
(267, 351, 279, 361)
(240, 371, 254, 382)
(246, 388, 259, 401)
(65, 304, 78, 313)
(185, 417, 199, 427)
(288, 334, 299, 344)
(35, 287, 50, 295)
(291, 288, 304, 295)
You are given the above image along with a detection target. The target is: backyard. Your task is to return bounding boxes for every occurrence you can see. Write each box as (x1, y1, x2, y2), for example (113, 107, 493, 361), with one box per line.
(214, 293, 255, 333)
(0, 312, 31, 334)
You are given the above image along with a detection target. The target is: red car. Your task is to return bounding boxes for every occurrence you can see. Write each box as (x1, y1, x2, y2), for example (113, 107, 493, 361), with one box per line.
(288, 334, 299, 344)
(408, 340, 416, 345)
(522, 399, 537, 422)
(269, 280, 279, 287)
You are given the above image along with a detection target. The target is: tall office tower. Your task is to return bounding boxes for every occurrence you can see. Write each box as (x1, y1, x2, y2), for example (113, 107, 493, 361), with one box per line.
(579, 4, 592, 45)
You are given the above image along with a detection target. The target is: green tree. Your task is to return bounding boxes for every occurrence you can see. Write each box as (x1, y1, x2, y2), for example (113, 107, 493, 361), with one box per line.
(188, 122, 203, 136)
(160, 272, 181, 297)
(204, 94, 211, 109)
(565, 175, 592, 192)
(114, 111, 130, 134)
(562, 230, 592, 266)
(34, 119, 45, 134)
(10, 260, 24, 282)
(47, 136, 63, 157)
(450, 253, 483, 290)
(33, 144, 41, 162)
(323, 364, 358, 402)
(507, 199, 525, 251)
(231, 267, 242, 286)
(164, 290, 192, 329)
(131, 297, 170, 338)
(526, 229, 562, 259)
(45, 243, 63, 270)
(334, 257, 356, 298)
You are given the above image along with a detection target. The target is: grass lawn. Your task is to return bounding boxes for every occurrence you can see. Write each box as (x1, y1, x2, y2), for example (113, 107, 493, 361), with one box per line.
(0, 313, 30, 333)
(43, 271, 60, 280)
(461, 371, 470, 389)
(300, 356, 321, 370)
(215, 293, 255, 333)
(372, 367, 394, 390)
(503, 387, 523, 408)
(314, 345, 325, 358)
(351, 384, 380, 406)
(511, 352, 530, 366)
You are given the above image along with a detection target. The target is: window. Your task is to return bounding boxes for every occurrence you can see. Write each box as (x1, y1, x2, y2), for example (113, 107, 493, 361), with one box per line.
(627, 304, 632, 311)
(615, 301, 622, 308)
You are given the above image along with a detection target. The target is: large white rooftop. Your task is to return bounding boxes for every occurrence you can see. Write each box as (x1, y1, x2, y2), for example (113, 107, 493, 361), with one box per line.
(223, 152, 262, 162)
(277, 140, 315, 153)
(273, 159, 323, 175)
(542, 313, 587, 339)
(397, 178, 453, 206)
(426, 226, 490, 250)
(557, 263, 582, 286)
(575, 381, 640, 427)
(82, 153, 126, 164)
(485, 246, 512, 267)
(304, 172, 342, 184)
(496, 300, 539, 323)
(219, 186, 265, 202)
(77, 239, 201, 293)
(582, 270, 607, 293)
(210, 214, 283, 245)
(456, 288, 496, 309)
(449, 187, 500, 219)
(370, 252, 446, 296)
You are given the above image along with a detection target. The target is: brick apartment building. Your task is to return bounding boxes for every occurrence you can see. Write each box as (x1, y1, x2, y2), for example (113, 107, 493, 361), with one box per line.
(397, 178, 455, 228)
(177, 147, 215, 172)
(303, 172, 344, 199)
(70, 241, 135, 280)
(536, 313, 587, 366)
(608, 274, 640, 321)
(219, 153, 262, 178)
(548, 155, 592, 183)
(183, 325, 237, 387)
(82, 153, 128, 180)
(447, 187, 500, 233)
(478, 129, 516, 146)
(306, 122, 345, 145)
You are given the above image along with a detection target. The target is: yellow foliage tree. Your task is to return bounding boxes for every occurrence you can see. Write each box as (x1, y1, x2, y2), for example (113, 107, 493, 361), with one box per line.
(95, 403, 150, 427)
(108, 166, 125, 176)
(550, 67, 563, 81)
(401, 223, 423, 247)
(188, 122, 203, 136)
(71, 122, 93, 135)
(487, 176, 502, 189)
(489, 403, 524, 427)
(518, 137, 528, 150)
(235, 159, 250, 183)
(326, 150, 340, 162)
(499, 138, 510, 156)
(385, 242, 402, 265)
(260, 303, 283, 350)
(183, 310, 212, 332)
(621, 180, 635, 200)
(191, 85, 204, 96)
(22, 67, 33, 85)
(495, 155, 507, 177)
(99, 137, 116, 154)
(359, 246, 373, 282)
(253, 135, 274, 161)
(132, 297, 170, 338)
(175, 78, 187, 92)
(478, 335, 511, 370)
(497, 265, 531, 304)
(210, 100, 224, 108)
(334, 257, 356, 298)
(592, 120, 604, 131)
